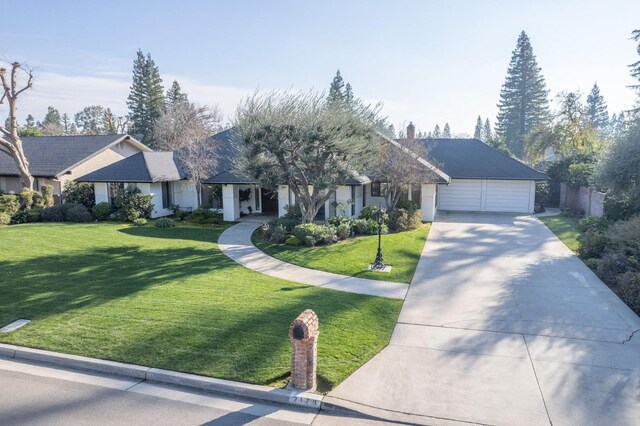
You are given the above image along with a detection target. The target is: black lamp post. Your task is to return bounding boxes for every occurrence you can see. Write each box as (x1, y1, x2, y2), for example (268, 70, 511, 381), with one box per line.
(371, 206, 386, 270)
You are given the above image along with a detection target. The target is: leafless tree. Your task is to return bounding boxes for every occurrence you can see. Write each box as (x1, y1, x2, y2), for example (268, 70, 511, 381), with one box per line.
(154, 100, 222, 150)
(376, 137, 440, 209)
(154, 100, 223, 205)
(0, 62, 34, 189)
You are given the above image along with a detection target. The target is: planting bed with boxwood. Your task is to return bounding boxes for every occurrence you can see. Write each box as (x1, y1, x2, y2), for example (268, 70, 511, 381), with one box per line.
(254, 203, 430, 283)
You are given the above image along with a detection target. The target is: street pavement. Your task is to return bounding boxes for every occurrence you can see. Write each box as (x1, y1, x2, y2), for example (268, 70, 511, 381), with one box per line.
(329, 212, 640, 426)
(0, 358, 396, 426)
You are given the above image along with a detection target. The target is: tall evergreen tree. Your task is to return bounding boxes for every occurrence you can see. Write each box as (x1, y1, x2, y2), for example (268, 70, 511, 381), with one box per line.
(474, 116, 483, 139)
(327, 70, 346, 105)
(443, 123, 451, 138)
(61, 113, 73, 135)
(43, 106, 61, 126)
(344, 83, 353, 103)
(482, 118, 492, 141)
(433, 124, 441, 138)
(586, 83, 609, 132)
(166, 80, 188, 107)
(127, 50, 165, 146)
(25, 114, 35, 127)
(496, 31, 550, 159)
(629, 29, 640, 111)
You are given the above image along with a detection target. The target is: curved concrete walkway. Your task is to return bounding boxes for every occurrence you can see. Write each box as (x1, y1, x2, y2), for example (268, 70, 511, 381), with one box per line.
(218, 222, 408, 299)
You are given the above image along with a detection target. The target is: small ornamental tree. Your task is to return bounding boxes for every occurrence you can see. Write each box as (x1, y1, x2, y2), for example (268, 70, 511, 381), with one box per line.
(233, 91, 385, 223)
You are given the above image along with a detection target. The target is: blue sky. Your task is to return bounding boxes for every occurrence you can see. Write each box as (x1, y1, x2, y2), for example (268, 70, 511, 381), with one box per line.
(3, 0, 639, 135)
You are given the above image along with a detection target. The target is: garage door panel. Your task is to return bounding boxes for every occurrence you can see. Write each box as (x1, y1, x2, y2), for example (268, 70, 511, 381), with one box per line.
(485, 180, 530, 212)
(438, 179, 482, 211)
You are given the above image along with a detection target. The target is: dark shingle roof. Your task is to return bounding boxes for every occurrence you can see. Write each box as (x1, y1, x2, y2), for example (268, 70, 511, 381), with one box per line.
(0, 134, 144, 178)
(78, 152, 185, 183)
(410, 138, 547, 181)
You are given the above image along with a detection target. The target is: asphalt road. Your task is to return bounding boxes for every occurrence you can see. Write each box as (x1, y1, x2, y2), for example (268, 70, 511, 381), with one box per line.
(0, 359, 394, 426)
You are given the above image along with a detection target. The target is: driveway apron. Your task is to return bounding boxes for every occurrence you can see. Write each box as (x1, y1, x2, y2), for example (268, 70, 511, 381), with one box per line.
(328, 212, 640, 426)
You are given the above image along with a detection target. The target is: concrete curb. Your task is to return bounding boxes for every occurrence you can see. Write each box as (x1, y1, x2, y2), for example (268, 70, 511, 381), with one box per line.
(0, 343, 322, 410)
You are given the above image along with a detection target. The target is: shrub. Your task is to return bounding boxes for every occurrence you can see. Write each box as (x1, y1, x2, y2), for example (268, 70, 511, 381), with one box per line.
(115, 186, 153, 222)
(353, 218, 388, 235)
(607, 216, 640, 260)
(596, 251, 631, 286)
(41, 205, 67, 222)
(11, 208, 43, 224)
(62, 181, 95, 209)
(577, 216, 609, 233)
(327, 215, 351, 227)
(19, 188, 34, 209)
(41, 184, 55, 207)
(192, 206, 219, 224)
(620, 272, 640, 314)
(336, 222, 352, 239)
(0, 194, 20, 216)
(133, 218, 148, 226)
(283, 203, 302, 221)
(268, 224, 287, 243)
(535, 182, 550, 208)
(0, 212, 10, 226)
(395, 199, 419, 211)
(155, 218, 175, 228)
(578, 229, 609, 259)
(65, 204, 93, 223)
(293, 223, 336, 246)
(562, 208, 583, 219)
(272, 217, 299, 232)
(32, 191, 46, 209)
(359, 205, 387, 222)
(389, 208, 422, 232)
(169, 204, 190, 221)
(585, 258, 599, 270)
(285, 236, 302, 246)
(92, 202, 113, 221)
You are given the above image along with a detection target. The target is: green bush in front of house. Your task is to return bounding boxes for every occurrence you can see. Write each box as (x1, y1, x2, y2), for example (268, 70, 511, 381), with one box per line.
(0, 194, 20, 216)
(62, 181, 95, 209)
(388, 208, 422, 232)
(92, 202, 113, 221)
(114, 186, 154, 222)
(155, 217, 175, 228)
(0, 212, 10, 226)
(65, 205, 93, 223)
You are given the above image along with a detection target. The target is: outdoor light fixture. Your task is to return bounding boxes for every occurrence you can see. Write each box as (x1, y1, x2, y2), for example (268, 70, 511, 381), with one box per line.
(370, 206, 386, 271)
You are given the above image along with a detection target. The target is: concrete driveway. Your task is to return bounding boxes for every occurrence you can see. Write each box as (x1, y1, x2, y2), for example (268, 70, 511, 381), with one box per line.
(328, 212, 640, 426)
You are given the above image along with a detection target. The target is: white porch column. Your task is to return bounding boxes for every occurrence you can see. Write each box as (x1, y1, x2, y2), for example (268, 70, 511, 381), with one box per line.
(277, 185, 290, 217)
(421, 183, 437, 221)
(222, 184, 240, 221)
(334, 185, 352, 217)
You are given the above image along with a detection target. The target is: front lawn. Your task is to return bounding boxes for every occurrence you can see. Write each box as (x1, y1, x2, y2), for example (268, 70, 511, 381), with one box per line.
(253, 224, 430, 283)
(539, 215, 581, 252)
(0, 222, 402, 392)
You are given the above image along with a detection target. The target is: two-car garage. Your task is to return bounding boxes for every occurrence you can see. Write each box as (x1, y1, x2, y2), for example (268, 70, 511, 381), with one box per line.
(437, 178, 536, 213)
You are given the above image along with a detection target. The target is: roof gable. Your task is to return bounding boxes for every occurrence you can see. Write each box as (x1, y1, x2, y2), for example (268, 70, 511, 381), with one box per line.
(78, 151, 184, 183)
(0, 135, 150, 178)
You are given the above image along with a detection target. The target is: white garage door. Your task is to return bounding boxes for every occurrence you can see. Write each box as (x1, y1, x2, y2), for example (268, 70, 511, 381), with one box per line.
(438, 179, 482, 211)
(485, 180, 532, 212)
(438, 179, 533, 213)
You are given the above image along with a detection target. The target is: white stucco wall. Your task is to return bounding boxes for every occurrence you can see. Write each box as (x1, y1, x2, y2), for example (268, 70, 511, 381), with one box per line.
(223, 184, 240, 221)
(421, 183, 437, 221)
(173, 181, 199, 211)
(278, 185, 294, 217)
(364, 183, 386, 208)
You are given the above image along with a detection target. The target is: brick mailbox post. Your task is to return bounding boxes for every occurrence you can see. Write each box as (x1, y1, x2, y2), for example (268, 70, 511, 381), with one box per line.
(288, 309, 319, 391)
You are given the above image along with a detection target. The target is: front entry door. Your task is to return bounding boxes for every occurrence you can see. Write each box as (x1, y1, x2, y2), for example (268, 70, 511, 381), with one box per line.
(261, 188, 278, 214)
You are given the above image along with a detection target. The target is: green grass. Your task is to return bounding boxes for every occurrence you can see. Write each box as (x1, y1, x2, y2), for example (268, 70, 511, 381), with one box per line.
(0, 222, 402, 392)
(253, 224, 431, 284)
(540, 215, 582, 252)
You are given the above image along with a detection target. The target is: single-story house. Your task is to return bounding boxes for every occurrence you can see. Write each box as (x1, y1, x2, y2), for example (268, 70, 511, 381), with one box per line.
(205, 126, 547, 222)
(0, 134, 150, 203)
(77, 151, 200, 218)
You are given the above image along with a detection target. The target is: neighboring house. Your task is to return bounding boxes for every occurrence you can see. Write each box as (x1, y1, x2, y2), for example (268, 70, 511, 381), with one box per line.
(205, 127, 547, 222)
(77, 151, 199, 218)
(0, 135, 150, 203)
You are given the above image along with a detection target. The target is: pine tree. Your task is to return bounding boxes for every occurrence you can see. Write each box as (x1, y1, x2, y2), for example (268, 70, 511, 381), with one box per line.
(482, 118, 492, 141)
(630, 29, 640, 104)
(433, 124, 441, 138)
(327, 70, 345, 105)
(474, 116, 483, 139)
(127, 50, 165, 146)
(586, 83, 609, 132)
(443, 123, 451, 138)
(25, 114, 35, 127)
(166, 80, 188, 107)
(43, 106, 61, 126)
(496, 31, 550, 159)
(344, 83, 353, 103)
(61, 113, 73, 135)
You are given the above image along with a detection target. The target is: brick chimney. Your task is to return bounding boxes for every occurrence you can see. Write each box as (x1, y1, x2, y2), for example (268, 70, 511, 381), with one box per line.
(406, 122, 415, 140)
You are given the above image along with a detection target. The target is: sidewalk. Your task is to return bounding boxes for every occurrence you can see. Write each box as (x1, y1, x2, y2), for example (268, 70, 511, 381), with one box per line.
(218, 222, 408, 300)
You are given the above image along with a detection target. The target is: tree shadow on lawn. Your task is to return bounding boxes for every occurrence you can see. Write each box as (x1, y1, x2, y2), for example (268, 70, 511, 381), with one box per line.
(0, 244, 235, 325)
